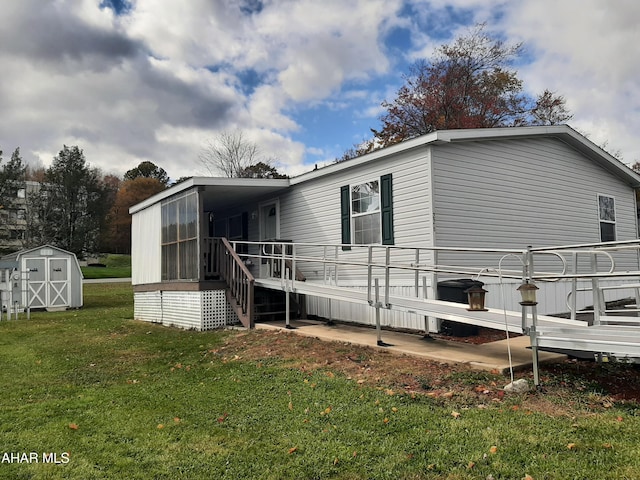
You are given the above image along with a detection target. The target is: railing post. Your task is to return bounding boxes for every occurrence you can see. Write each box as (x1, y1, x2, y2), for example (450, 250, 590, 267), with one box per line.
(384, 247, 390, 307)
(414, 248, 420, 298)
(367, 246, 373, 305)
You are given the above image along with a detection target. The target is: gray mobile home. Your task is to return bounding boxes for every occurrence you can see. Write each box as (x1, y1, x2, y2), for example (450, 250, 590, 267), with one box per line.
(130, 125, 640, 331)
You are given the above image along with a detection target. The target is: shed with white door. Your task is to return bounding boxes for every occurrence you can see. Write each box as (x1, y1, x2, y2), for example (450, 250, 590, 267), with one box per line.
(0, 245, 83, 311)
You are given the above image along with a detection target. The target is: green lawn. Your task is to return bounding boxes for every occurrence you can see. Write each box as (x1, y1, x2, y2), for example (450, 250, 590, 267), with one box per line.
(1, 284, 639, 479)
(81, 254, 131, 279)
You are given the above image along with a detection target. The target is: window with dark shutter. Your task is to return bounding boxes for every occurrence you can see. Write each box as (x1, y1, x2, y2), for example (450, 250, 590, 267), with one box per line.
(341, 175, 394, 247)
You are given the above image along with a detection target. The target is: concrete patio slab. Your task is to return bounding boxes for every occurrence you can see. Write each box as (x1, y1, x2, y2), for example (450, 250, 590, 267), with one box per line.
(256, 319, 566, 374)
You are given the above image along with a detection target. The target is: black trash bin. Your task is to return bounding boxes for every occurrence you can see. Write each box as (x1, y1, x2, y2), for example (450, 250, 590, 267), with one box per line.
(437, 279, 483, 337)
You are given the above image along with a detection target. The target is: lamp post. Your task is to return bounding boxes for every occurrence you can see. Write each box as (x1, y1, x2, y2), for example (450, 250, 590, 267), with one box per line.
(518, 279, 540, 387)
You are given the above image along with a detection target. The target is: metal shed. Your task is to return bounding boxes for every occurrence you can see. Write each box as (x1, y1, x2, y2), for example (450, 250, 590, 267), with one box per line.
(0, 245, 83, 311)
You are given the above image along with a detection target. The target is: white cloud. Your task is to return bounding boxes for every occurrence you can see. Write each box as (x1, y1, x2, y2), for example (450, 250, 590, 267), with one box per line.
(500, 0, 640, 162)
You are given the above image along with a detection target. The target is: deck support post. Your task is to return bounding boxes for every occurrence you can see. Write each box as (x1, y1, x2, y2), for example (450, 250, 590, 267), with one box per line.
(375, 278, 383, 346)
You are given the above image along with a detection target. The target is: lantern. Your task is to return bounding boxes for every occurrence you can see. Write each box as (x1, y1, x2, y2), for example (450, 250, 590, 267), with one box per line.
(517, 281, 539, 306)
(465, 284, 488, 311)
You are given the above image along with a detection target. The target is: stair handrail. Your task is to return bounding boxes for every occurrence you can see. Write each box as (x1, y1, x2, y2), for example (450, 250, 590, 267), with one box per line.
(218, 237, 255, 328)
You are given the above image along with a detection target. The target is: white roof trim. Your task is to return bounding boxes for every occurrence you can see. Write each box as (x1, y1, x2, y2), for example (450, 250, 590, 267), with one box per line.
(291, 125, 640, 187)
(129, 177, 290, 214)
(130, 125, 640, 214)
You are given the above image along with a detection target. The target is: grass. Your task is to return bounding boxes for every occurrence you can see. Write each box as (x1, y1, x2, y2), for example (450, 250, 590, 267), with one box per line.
(81, 254, 131, 279)
(1, 284, 640, 479)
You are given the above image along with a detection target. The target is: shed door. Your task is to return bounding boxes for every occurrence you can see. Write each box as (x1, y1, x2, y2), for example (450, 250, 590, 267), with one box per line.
(48, 258, 70, 307)
(26, 258, 47, 308)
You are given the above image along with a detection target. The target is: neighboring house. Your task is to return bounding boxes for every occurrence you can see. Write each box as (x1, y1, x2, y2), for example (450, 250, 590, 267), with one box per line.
(129, 125, 640, 332)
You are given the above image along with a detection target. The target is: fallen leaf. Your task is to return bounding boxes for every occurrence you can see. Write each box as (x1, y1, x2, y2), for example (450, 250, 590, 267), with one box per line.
(383, 418, 389, 424)
(451, 411, 461, 419)
(326, 371, 335, 378)
(490, 445, 498, 454)
(617, 416, 624, 422)
(385, 389, 395, 396)
(69, 423, 79, 430)
(288, 446, 298, 454)
(173, 417, 181, 423)
(288, 401, 293, 411)
(324, 406, 332, 415)
(523, 475, 534, 480)
(442, 391, 454, 399)
(333, 457, 339, 465)
(467, 461, 475, 469)
(217, 412, 228, 423)
(157, 424, 164, 429)
(603, 443, 613, 449)
(353, 451, 357, 457)
(567, 443, 576, 450)
(391, 407, 398, 413)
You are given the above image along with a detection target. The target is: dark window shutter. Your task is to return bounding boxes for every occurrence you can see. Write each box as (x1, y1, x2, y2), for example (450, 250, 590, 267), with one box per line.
(380, 174, 394, 245)
(340, 185, 351, 250)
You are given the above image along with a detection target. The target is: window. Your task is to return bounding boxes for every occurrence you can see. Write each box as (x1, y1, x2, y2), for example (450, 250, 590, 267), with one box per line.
(341, 174, 394, 248)
(598, 194, 616, 242)
(161, 190, 199, 280)
(352, 181, 381, 244)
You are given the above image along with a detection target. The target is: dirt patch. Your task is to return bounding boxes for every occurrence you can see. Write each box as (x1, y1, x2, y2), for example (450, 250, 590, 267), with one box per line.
(211, 329, 640, 413)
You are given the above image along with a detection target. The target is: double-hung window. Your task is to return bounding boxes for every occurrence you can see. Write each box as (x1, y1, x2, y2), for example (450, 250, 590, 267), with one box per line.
(341, 174, 394, 248)
(598, 194, 616, 242)
(352, 181, 381, 244)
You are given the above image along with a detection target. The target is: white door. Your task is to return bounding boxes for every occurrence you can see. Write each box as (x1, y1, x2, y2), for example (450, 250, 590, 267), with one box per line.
(25, 257, 70, 308)
(26, 258, 47, 308)
(48, 258, 70, 307)
(259, 202, 279, 241)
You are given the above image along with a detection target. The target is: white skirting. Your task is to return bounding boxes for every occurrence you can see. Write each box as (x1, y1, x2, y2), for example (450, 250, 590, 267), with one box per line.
(134, 290, 239, 330)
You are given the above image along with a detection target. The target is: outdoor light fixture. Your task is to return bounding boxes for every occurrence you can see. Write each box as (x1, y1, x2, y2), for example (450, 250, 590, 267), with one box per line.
(465, 284, 488, 311)
(517, 280, 539, 306)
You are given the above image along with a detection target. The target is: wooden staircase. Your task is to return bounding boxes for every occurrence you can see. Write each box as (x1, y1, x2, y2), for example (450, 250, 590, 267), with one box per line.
(215, 237, 255, 328)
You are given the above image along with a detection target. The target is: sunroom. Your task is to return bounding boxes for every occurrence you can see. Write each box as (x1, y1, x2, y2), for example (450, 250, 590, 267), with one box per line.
(130, 177, 291, 329)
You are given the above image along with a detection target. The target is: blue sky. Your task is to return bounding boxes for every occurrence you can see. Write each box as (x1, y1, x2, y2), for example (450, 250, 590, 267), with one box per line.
(1, 0, 639, 180)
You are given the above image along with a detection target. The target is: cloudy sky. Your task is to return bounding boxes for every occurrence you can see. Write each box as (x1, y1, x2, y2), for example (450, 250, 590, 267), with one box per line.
(0, 0, 638, 181)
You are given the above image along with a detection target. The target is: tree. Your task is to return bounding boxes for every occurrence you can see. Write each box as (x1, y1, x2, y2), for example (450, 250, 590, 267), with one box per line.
(0, 147, 27, 252)
(26, 145, 109, 257)
(105, 177, 166, 254)
(367, 24, 572, 150)
(199, 130, 280, 178)
(531, 89, 573, 126)
(124, 161, 169, 186)
(0, 147, 26, 211)
(237, 162, 288, 179)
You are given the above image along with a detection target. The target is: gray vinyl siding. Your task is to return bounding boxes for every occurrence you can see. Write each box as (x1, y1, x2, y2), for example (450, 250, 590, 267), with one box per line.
(279, 147, 435, 284)
(431, 137, 639, 273)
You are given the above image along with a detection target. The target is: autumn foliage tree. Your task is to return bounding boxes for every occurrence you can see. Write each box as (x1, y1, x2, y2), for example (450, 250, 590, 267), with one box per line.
(106, 177, 166, 253)
(367, 24, 572, 150)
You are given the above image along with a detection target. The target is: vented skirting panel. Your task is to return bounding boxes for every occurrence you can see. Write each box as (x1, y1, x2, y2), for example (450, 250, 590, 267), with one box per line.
(134, 289, 240, 331)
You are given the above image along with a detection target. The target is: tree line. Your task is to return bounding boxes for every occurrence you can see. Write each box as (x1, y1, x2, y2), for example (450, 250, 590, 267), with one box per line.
(0, 133, 287, 258)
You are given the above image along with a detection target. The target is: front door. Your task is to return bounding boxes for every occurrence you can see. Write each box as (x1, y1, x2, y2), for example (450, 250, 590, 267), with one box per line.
(259, 201, 279, 241)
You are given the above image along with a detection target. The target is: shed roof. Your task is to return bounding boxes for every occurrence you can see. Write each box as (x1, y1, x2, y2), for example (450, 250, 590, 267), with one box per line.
(1, 244, 79, 261)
